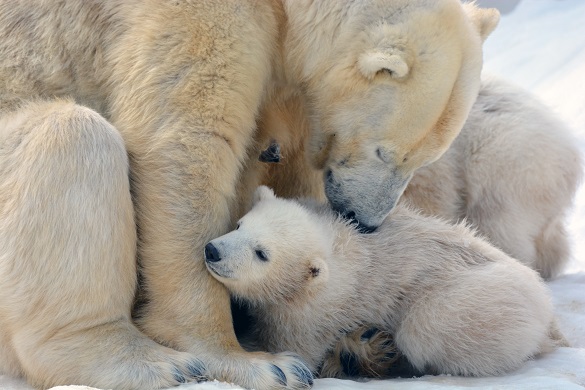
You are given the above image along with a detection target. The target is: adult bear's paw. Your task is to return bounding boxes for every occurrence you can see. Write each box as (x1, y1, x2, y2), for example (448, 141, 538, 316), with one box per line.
(252, 352, 313, 389)
(208, 351, 313, 389)
(166, 354, 207, 384)
(129, 348, 207, 387)
(273, 352, 314, 388)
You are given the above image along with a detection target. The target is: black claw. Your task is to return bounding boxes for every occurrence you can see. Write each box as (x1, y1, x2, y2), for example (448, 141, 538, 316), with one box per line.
(187, 361, 206, 380)
(270, 364, 287, 386)
(360, 327, 380, 341)
(340, 351, 360, 377)
(291, 363, 314, 386)
(173, 370, 186, 384)
(259, 141, 281, 163)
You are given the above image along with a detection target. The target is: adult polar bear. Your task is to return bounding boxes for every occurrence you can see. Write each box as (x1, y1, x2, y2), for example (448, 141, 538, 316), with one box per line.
(0, 1, 498, 389)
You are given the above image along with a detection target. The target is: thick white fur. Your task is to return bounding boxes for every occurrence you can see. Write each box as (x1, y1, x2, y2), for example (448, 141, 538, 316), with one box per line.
(403, 76, 583, 279)
(207, 187, 567, 377)
(0, 0, 498, 389)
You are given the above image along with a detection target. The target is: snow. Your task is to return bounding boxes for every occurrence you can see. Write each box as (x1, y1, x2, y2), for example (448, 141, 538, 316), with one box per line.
(2, 1, 585, 389)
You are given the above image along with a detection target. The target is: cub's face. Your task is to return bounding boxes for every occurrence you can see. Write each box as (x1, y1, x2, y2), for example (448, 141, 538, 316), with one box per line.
(204, 187, 329, 303)
(285, 0, 499, 231)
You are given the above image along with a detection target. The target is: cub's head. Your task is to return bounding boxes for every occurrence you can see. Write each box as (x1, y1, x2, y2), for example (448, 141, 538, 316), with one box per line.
(204, 186, 330, 303)
(283, 0, 499, 231)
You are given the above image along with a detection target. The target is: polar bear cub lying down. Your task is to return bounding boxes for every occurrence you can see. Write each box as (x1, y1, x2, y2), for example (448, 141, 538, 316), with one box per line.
(205, 186, 567, 377)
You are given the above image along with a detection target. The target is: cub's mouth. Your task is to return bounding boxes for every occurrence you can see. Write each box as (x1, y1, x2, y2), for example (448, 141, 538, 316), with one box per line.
(205, 261, 234, 280)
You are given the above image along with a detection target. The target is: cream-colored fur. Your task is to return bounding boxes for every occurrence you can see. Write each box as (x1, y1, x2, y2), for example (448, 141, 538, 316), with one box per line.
(0, 1, 498, 389)
(207, 186, 566, 377)
(264, 76, 583, 280)
(0, 100, 204, 388)
(265, 1, 499, 230)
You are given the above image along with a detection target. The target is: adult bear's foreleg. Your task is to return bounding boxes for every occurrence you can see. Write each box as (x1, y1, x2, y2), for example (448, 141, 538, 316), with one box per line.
(0, 100, 205, 389)
(104, 1, 313, 388)
(126, 129, 312, 388)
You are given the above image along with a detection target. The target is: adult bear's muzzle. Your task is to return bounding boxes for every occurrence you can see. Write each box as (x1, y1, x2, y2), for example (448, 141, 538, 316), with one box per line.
(324, 167, 412, 233)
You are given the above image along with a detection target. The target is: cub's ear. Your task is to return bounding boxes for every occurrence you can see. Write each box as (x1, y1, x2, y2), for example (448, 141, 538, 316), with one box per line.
(358, 49, 410, 80)
(253, 185, 276, 205)
(462, 4, 500, 42)
(308, 257, 329, 287)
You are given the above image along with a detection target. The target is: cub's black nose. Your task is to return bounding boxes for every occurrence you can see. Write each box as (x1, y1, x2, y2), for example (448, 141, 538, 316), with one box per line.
(204, 243, 221, 262)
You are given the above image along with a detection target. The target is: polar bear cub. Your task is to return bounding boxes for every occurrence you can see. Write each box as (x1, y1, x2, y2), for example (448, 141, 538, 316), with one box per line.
(205, 186, 566, 377)
(402, 76, 583, 280)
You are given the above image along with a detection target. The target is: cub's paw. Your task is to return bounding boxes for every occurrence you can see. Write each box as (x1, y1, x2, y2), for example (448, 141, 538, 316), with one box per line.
(319, 327, 401, 378)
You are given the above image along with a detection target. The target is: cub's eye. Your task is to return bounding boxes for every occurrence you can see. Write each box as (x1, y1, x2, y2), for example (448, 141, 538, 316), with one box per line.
(255, 249, 268, 262)
(236, 222, 241, 230)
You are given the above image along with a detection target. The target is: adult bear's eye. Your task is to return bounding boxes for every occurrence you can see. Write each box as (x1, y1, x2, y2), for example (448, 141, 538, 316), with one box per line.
(255, 249, 268, 262)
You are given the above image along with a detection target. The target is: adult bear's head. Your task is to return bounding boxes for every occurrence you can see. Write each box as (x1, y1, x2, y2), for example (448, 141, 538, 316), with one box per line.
(282, 0, 499, 231)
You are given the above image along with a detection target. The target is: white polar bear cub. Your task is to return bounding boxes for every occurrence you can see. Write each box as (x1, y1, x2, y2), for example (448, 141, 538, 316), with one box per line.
(205, 186, 566, 377)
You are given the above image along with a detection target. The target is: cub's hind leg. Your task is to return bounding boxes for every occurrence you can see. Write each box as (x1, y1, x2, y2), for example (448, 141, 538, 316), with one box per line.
(0, 100, 203, 389)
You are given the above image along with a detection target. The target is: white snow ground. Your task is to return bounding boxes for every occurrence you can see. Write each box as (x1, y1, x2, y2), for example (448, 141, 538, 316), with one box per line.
(2, 1, 585, 389)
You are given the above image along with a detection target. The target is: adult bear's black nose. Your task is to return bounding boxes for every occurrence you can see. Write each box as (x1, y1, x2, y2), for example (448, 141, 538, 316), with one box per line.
(204, 243, 221, 262)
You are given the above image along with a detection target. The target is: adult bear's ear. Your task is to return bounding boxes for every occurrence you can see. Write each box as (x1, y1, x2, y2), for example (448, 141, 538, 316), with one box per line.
(462, 3, 500, 42)
(253, 185, 276, 205)
(358, 49, 410, 80)
(307, 257, 329, 287)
